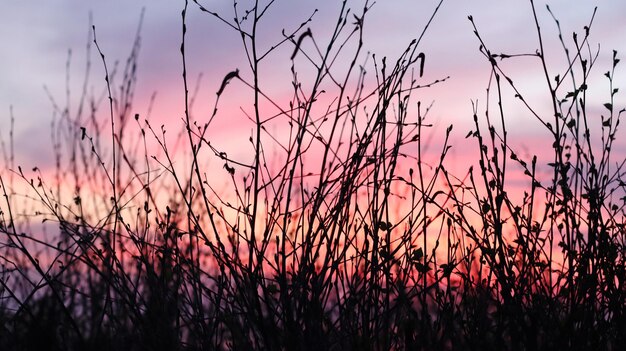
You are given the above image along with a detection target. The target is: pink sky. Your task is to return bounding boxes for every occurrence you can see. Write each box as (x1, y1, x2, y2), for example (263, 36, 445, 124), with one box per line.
(1, 1, 625, 289)
(1, 0, 625, 189)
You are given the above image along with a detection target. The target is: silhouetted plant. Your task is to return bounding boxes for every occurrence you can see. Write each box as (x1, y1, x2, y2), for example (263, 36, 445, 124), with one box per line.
(0, 0, 624, 350)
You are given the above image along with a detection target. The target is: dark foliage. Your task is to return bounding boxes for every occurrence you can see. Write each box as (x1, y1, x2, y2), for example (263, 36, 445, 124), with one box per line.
(1, 1, 625, 350)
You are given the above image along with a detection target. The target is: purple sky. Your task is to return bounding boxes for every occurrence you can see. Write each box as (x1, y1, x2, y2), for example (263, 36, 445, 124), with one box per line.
(1, 1, 625, 173)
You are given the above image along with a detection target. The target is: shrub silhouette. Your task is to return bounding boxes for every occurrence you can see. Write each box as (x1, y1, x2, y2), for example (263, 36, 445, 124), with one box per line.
(0, 1, 624, 350)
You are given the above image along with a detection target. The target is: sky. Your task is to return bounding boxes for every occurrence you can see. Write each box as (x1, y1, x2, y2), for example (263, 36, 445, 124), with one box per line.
(1, 0, 625, 188)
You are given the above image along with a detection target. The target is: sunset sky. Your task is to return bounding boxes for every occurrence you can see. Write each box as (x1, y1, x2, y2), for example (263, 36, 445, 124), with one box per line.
(3, 2, 626, 347)
(1, 0, 625, 180)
